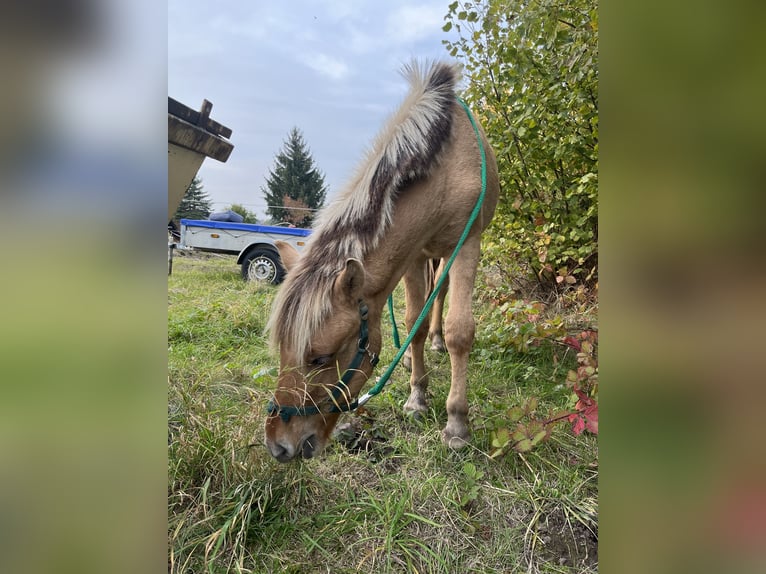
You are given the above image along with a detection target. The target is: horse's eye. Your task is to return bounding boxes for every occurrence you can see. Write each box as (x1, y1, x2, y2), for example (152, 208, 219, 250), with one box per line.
(309, 355, 332, 367)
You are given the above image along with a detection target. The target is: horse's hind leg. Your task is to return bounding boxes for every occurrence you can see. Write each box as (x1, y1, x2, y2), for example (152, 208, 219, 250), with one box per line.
(429, 259, 448, 352)
(402, 258, 430, 418)
(442, 238, 480, 448)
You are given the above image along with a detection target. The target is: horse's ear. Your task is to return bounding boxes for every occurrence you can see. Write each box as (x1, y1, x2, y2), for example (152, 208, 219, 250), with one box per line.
(334, 258, 365, 304)
(274, 241, 300, 272)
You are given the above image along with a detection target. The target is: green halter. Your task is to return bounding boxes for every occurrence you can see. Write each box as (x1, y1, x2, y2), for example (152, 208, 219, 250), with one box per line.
(266, 302, 379, 423)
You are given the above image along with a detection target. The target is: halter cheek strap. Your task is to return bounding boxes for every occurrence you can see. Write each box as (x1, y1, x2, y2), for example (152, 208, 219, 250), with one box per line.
(266, 302, 379, 422)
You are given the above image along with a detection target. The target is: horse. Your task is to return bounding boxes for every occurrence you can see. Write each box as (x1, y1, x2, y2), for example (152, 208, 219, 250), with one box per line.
(264, 61, 499, 462)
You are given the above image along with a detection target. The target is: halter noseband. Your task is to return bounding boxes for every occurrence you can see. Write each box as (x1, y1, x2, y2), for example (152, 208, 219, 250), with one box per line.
(266, 302, 379, 423)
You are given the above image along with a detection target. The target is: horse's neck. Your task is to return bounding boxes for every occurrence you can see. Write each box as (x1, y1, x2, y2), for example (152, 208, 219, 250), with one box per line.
(361, 229, 424, 316)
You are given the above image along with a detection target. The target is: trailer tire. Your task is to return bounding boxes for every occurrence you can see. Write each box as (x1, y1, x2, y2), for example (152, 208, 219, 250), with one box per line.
(241, 248, 284, 284)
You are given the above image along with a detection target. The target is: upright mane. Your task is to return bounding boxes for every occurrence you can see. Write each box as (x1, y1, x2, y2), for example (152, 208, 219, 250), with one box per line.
(267, 61, 460, 358)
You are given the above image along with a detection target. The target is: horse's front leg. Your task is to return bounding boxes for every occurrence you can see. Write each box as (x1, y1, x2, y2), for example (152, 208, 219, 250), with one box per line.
(402, 258, 430, 418)
(442, 240, 480, 448)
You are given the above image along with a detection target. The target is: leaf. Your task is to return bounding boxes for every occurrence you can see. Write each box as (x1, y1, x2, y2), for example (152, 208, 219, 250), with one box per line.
(506, 406, 524, 422)
(442, 22, 453, 32)
(511, 427, 526, 443)
(514, 438, 533, 452)
(530, 429, 548, 446)
(491, 428, 510, 449)
(569, 414, 586, 435)
(563, 336, 581, 351)
(581, 403, 599, 434)
(526, 419, 544, 437)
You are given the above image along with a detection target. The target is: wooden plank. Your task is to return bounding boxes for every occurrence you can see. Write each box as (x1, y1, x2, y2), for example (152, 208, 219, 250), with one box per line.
(167, 97, 233, 139)
(168, 115, 234, 163)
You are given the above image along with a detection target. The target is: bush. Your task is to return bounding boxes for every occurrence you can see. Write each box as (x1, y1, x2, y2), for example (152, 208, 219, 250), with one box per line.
(444, 0, 598, 292)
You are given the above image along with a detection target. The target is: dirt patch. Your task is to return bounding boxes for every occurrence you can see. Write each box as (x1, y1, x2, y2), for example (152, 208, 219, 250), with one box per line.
(533, 509, 598, 571)
(332, 411, 395, 464)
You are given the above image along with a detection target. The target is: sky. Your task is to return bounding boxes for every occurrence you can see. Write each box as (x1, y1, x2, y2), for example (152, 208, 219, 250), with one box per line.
(168, 0, 461, 219)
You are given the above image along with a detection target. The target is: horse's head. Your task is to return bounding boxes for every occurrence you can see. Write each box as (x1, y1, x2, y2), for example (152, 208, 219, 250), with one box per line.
(264, 242, 379, 462)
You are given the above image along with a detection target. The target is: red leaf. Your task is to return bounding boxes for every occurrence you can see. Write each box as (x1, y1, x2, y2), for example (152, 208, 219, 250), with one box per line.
(573, 386, 592, 403)
(569, 414, 586, 435)
(563, 336, 581, 351)
(569, 388, 599, 435)
(582, 404, 598, 434)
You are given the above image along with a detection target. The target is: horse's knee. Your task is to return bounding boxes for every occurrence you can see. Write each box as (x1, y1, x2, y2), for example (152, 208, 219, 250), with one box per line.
(445, 315, 475, 355)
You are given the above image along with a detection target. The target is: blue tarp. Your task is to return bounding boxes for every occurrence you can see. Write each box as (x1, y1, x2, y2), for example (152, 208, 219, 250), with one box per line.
(181, 219, 312, 237)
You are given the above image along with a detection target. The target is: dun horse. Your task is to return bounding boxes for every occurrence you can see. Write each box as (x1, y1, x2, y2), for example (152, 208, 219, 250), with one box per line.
(264, 61, 499, 462)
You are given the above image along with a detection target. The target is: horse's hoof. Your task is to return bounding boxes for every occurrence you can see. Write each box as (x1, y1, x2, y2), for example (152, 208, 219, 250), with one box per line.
(442, 427, 470, 449)
(429, 336, 446, 353)
(403, 407, 426, 422)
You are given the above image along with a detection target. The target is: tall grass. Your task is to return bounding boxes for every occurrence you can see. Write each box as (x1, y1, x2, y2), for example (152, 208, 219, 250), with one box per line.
(168, 252, 597, 573)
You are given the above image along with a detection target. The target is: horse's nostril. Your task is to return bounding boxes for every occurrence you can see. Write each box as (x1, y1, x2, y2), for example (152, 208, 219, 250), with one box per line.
(268, 440, 296, 463)
(301, 434, 317, 459)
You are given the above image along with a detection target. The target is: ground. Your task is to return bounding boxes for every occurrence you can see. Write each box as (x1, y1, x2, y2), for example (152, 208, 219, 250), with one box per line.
(168, 253, 598, 573)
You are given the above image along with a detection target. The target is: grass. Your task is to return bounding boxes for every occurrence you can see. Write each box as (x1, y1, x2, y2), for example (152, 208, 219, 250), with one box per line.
(168, 252, 598, 573)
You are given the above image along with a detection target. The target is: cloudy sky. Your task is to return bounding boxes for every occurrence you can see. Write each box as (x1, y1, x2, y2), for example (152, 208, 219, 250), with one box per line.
(168, 0, 461, 219)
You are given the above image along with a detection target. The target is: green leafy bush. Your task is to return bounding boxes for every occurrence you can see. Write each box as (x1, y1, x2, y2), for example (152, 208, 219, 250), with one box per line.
(444, 0, 598, 291)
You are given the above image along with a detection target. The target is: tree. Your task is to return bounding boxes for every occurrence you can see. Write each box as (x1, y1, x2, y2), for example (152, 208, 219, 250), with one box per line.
(443, 0, 598, 290)
(229, 203, 258, 224)
(262, 127, 327, 227)
(173, 177, 212, 222)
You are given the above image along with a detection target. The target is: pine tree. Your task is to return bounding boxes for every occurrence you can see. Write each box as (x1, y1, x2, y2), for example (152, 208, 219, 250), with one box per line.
(262, 127, 327, 227)
(174, 177, 212, 222)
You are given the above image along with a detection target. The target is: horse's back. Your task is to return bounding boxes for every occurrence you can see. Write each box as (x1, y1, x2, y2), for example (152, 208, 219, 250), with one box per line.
(414, 101, 499, 258)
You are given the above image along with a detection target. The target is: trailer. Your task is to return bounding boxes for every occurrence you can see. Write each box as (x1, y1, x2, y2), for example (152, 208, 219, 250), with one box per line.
(178, 219, 311, 284)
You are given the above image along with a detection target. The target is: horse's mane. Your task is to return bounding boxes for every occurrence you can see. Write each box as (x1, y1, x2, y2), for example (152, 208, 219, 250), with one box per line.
(266, 61, 460, 359)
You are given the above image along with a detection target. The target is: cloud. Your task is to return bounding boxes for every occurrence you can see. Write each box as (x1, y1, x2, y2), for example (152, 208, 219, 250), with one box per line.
(386, 4, 447, 44)
(302, 53, 350, 80)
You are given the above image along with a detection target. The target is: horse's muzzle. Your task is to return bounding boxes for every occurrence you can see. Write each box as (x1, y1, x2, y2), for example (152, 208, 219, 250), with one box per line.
(265, 433, 318, 463)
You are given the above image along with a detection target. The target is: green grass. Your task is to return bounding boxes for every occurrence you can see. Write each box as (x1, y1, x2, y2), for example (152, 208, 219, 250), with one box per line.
(168, 252, 598, 573)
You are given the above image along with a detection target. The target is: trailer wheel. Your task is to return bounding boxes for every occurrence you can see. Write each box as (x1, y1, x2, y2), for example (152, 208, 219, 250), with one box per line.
(241, 248, 284, 284)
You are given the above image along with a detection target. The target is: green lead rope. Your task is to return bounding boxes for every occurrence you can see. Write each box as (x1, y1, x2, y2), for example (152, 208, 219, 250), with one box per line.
(357, 96, 488, 408)
(388, 294, 401, 349)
